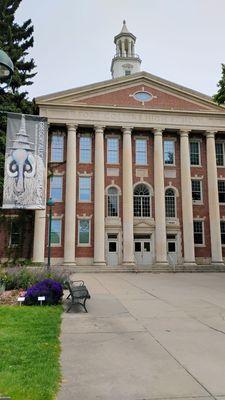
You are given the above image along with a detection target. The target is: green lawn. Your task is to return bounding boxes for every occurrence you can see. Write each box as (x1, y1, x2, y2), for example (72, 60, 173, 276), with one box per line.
(0, 306, 63, 400)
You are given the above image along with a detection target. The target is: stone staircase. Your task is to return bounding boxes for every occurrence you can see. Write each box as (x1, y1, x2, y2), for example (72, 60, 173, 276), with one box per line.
(53, 263, 225, 273)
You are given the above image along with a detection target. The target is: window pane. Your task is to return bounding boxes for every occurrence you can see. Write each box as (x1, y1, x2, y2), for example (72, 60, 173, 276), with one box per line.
(164, 141, 175, 165)
(107, 138, 119, 164)
(168, 242, 176, 252)
(192, 180, 201, 202)
(218, 181, 225, 203)
(51, 135, 64, 162)
(136, 139, 147, 165)
(11, 220, 21, 245)
(108, 187, 118, 216)
(193, 221, 203, 244)
(50, 176, 63, 201)
(221, 221, 225, 244)
(80, 137, 91, 163)
(79, 220, 90, 244)
(79, 177, 91, 201)
(109, 242, 117, 252)
(133, 184, 150, 217)
(165, 189, 176, 217)
(135, 242, 141, 252)
(190, 142, 200, 165)
(51, 220, 61, 244)
(216, 143, 224, 166)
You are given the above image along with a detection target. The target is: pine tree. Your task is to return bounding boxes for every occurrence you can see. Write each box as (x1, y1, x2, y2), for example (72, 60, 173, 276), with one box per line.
(0, 0, 37, 197)
(213, 64, 225, 105)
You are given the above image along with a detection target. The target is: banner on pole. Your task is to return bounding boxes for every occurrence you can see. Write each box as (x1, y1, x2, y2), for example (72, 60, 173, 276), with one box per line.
(2, 113, 48, 209)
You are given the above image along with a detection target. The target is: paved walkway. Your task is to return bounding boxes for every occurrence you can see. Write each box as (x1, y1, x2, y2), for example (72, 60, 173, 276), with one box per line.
(58, 273, 225, 400)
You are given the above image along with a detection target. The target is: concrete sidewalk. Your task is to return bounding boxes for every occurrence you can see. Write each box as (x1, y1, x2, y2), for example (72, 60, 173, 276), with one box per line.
(57, 273, 225, 400)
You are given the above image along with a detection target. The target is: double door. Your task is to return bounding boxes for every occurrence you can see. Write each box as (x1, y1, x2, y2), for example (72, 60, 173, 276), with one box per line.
(134, 234, 153, 266)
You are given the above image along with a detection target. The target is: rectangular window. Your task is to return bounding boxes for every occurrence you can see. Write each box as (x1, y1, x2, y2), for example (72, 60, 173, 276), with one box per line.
(51, 134, 64, 162)
(50, 176, 63, 202)
(51, 219, 62, 245)
(79, 177, 91, 201)
(192, 180, 202, 202)
(221, 221, 225, 245)
(164, 140, 175, 165)
(190, 141, 200, 166)
(79, 219, 90, 244)
(107, 138, 119, 164)
(216, 143, 224, 166)
(10, 220, 21, 246)
(136, 139, 147, 165)
(193, 220, 204, 245)
(80, 136, 92, 163)
(218, 180, 225, 203)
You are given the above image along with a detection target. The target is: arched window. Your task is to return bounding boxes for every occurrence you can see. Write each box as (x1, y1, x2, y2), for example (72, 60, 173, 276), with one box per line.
(165, 188, 176, 218)
(107, 187, 119, 217)
(133, 184, 150, 217)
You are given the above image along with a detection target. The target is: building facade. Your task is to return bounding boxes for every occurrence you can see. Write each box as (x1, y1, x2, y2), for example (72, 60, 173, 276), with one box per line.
(3, 22, 225, 268)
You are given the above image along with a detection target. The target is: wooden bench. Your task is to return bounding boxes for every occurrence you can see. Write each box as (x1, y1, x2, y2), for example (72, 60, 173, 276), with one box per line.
(65, 280, 91, 313)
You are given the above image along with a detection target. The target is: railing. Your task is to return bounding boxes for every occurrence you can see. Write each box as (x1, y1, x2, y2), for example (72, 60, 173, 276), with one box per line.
(112, 53, 141, 60)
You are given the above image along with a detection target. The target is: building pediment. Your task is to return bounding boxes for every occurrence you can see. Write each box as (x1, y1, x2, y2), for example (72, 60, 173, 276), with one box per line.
(36, 71, 224, 113)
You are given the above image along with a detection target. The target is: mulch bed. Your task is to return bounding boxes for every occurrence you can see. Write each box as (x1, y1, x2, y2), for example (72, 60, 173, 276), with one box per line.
(0, 290, 20, 305)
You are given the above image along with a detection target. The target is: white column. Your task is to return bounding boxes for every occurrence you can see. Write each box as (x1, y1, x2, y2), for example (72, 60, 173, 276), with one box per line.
(128, 40, 132, 57)
(180, 130, 196, 264)
(122, 127, 134, 265)
(33, 210, 46, 263)
(64, 124, 77, 265)
(94, 126, 106, 265)
(206, 131, 223, 264)
(153, 129, 168, 264)
(121, 40, 126, 57)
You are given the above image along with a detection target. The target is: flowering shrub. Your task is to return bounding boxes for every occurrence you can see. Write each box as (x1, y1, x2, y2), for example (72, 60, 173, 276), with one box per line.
(25, 279, 63, 305)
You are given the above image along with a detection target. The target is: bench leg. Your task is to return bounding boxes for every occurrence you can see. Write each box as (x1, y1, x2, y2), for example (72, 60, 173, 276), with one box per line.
(66, 302, 73, 313)
(83, 298, 88, 313)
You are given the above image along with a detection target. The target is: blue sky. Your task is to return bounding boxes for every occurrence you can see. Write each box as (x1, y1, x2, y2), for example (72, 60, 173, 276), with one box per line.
(16, 0, 225, 99)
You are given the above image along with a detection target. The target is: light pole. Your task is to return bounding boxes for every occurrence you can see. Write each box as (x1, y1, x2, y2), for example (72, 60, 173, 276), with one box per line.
(47, 197, 55, 271)
(0, 49, 14, 86)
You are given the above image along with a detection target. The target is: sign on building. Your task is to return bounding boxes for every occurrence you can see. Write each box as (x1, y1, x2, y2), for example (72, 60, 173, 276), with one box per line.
(2, 113, 48, 209)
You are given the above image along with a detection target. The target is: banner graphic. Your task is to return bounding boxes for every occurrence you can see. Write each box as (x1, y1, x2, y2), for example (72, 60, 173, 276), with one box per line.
(2, 113, 48, 209)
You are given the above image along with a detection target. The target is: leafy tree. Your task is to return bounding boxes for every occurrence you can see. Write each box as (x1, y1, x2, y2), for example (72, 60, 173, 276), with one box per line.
(213, 63, 225, 105)
(0, 0, 36, 197)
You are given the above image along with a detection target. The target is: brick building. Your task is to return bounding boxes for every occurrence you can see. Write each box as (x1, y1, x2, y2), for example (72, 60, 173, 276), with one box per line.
(13, 21, 225, 268)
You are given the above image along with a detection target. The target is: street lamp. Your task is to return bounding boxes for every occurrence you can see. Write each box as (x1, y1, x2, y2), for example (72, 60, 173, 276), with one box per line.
(0, 49, 14, 86)
(47, 197, 55, 271)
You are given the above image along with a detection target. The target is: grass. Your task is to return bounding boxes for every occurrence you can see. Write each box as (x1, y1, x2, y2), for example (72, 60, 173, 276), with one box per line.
(0, 305, 63, 400)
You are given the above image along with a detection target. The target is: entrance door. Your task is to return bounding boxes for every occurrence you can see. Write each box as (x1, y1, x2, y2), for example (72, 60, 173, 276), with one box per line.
(107, 234, 119, 266)
(134, 234, 152, 266)
(167, 234, 178, 265)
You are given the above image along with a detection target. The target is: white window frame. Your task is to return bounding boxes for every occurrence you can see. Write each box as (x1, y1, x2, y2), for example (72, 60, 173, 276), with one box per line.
(164, 140, 175, 166)
(107, 186, 119, 217)
(51, 218, 62, 247)
(51, 133, 64, 162)
(79, 177, 91, 202)
(190, 140, 201, 166)
(79, 136, 92, 163)
(193, 219, 205, 247)
(78, 219, 91, 246)
(107, 137, 119, 164)
(215, 141, 225, 167)
(165, 188, 177, 218)
(50, 176, 63, 202)
(135, 139, 147, 165)
(191, 179, 203, 204)
(218, 179, 225, 204)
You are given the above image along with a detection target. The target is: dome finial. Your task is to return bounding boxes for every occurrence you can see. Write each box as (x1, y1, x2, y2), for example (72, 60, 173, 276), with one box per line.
(123, 19, 126, 24)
